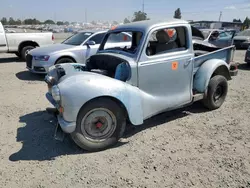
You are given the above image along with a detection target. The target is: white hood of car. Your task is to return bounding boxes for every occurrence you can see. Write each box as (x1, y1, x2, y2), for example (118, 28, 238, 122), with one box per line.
(29, 43, 76, 55)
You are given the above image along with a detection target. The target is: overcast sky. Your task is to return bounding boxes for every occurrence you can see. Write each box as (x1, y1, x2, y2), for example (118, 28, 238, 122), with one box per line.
(0, 0, 250, 22)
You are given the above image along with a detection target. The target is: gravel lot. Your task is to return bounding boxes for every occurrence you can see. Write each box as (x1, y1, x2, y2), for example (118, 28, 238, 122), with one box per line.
(0, 49, 250, 188)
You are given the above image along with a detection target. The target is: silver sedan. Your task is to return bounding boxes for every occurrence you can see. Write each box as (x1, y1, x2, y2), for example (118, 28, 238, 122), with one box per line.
(26, 30, 132, 74)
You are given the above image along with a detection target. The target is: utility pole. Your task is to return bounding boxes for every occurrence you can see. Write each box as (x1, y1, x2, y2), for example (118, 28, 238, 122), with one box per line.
(85, 9, 87, 24)
(219, 11, 222, 22)
(142, 0, 145, 13)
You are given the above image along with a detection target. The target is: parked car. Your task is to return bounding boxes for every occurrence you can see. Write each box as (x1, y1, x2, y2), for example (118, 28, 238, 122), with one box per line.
(44, 19, 238, 152)
(200, 29, 235, 48)
(26, 30, 132, 74)
(233, 29, 250, 49)
(245, 46, 250, 65)
(0, 22, 54, 60)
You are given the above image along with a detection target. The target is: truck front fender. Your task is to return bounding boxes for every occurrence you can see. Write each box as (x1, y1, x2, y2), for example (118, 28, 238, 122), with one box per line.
(193, 59, 231, 93)
(59, 73, 144, 125)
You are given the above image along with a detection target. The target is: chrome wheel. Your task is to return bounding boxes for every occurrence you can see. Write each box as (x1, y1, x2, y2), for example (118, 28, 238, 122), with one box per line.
(80, 108, 117, 142)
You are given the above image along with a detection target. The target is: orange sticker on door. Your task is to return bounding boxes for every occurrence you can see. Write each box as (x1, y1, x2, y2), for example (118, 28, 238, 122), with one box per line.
(172, 62, 178, 70)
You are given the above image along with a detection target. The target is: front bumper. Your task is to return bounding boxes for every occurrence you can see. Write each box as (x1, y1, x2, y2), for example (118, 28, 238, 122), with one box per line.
(46, 92, 76, 133)
(26, 55, 54, 74)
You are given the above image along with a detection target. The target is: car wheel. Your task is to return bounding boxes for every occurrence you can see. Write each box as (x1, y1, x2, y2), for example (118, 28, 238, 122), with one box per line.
(15, 52, 21, 58)
(202, 75, 228, 110)
(71, 98, 126, 152)
(21, 46, 35, 61)
(55, 57, 75, 64)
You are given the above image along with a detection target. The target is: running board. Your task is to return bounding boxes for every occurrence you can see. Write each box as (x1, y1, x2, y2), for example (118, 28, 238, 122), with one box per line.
(193, 93, 204, 102)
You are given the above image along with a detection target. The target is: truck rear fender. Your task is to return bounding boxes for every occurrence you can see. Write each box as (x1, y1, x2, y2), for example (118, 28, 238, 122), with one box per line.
(193, 59, 231, 94)
(18, 41, 39, 52)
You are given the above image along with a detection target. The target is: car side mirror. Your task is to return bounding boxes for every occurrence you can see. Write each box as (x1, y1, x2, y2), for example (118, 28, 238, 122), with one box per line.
(85, 40, 96, 46)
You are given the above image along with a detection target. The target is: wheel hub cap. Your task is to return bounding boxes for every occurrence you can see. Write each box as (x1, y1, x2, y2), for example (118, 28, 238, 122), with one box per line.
(81, 108, 117, 141)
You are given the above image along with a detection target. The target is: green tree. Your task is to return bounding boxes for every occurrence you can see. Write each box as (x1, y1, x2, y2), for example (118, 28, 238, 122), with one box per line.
(124, 18, 130, 24)
(24, 18, 40, 25)
(1, 17, 8, 25)
(243, 17, 250, 29)
(57, 21, 64, 25)
(64, 21, 69, 25)
(44, 19, 55, 24)
(132, 11, 149, 22)
(8, 17, 16, 25)
(16, 19, 22, 25)
(233, 19, 242, 23)
(174, 8, 181, 19)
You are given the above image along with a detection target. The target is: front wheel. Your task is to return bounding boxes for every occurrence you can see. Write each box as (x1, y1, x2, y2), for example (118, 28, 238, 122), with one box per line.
(202, 75, 228, 110)
(71, 98, 126, 152)
(21, 46, 35, 61)
(55, 57, 74, 64)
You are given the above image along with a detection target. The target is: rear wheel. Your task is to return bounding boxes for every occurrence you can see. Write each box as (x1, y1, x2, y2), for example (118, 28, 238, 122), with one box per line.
(21, 46, 35, 61)
(55, 57, 75, 64)
(71, 98, 126, 152)
(202, 75, 228, 110)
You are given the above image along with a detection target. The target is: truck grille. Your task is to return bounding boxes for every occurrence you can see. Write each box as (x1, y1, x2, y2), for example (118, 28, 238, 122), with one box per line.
(26, 54, 33, 68)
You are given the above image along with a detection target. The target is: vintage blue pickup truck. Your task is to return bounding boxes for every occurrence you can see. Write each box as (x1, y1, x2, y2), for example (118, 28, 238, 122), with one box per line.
(44, 19, 238, 151)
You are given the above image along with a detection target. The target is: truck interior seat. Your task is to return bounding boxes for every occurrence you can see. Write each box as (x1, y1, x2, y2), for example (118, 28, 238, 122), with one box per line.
(114, 62, 130, 82)
(155, 30, 178, 55)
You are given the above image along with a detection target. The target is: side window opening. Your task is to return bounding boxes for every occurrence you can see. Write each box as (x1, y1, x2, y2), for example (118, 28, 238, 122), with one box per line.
(90, 33, 106, 44)
(146, 26, 188, 56)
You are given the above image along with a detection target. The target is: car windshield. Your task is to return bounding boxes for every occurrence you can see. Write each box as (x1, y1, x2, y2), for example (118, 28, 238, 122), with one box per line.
(236, 30, 250, 36)
(99, 31, 143, 54)
(201, 30, 211, 39)
(62, 32, 93, 45)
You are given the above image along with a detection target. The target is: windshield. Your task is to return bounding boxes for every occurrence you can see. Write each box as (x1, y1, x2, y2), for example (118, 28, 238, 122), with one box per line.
(201, 30, 211, 39)
(99, 31, 143, 54)
(236, 30, 250, 36)
(62, 32, 93, 45)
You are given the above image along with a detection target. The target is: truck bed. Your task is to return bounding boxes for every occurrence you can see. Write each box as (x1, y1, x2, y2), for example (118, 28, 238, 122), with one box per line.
(193, 45, 235, 74)
(5, 32, 53, 52)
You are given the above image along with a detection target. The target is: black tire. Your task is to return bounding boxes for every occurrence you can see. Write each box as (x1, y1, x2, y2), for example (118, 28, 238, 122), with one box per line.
(71, 98, 126, 152)
(21, 46, 35, 61)
(15, 52, 21, 58)
(202, 75, 228, 110)
(55, 57, 75, 64)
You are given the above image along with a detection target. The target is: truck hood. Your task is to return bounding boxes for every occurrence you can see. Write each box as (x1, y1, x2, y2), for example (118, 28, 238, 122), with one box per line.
(46, 52, 135, 85)
(29, 43, 75, 55)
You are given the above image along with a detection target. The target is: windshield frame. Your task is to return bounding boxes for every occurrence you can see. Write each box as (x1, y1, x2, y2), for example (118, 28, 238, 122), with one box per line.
(98, 29, 145, 58)
(62, 31, 94, 46)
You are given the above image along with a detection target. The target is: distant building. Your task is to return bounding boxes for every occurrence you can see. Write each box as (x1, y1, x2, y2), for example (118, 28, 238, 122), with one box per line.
(190, 20, 243, 30)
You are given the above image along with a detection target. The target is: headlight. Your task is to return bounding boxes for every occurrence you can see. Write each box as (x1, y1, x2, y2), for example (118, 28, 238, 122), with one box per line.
(34, 55, 50, 61)
(51, 85, 61, 102)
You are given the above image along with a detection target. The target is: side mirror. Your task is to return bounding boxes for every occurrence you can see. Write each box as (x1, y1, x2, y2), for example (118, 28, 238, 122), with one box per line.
(85, 40, 96, 46)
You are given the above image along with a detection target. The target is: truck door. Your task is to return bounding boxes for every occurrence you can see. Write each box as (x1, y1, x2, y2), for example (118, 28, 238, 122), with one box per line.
(0, 23, 8, 52)
(138, 25, 194, 113)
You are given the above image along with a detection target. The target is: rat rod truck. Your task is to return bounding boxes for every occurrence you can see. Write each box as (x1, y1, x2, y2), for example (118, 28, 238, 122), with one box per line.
(45, 19, 238, 151)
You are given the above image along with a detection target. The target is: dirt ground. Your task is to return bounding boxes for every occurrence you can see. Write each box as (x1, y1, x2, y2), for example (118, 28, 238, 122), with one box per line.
(0, 50, 250, 188)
